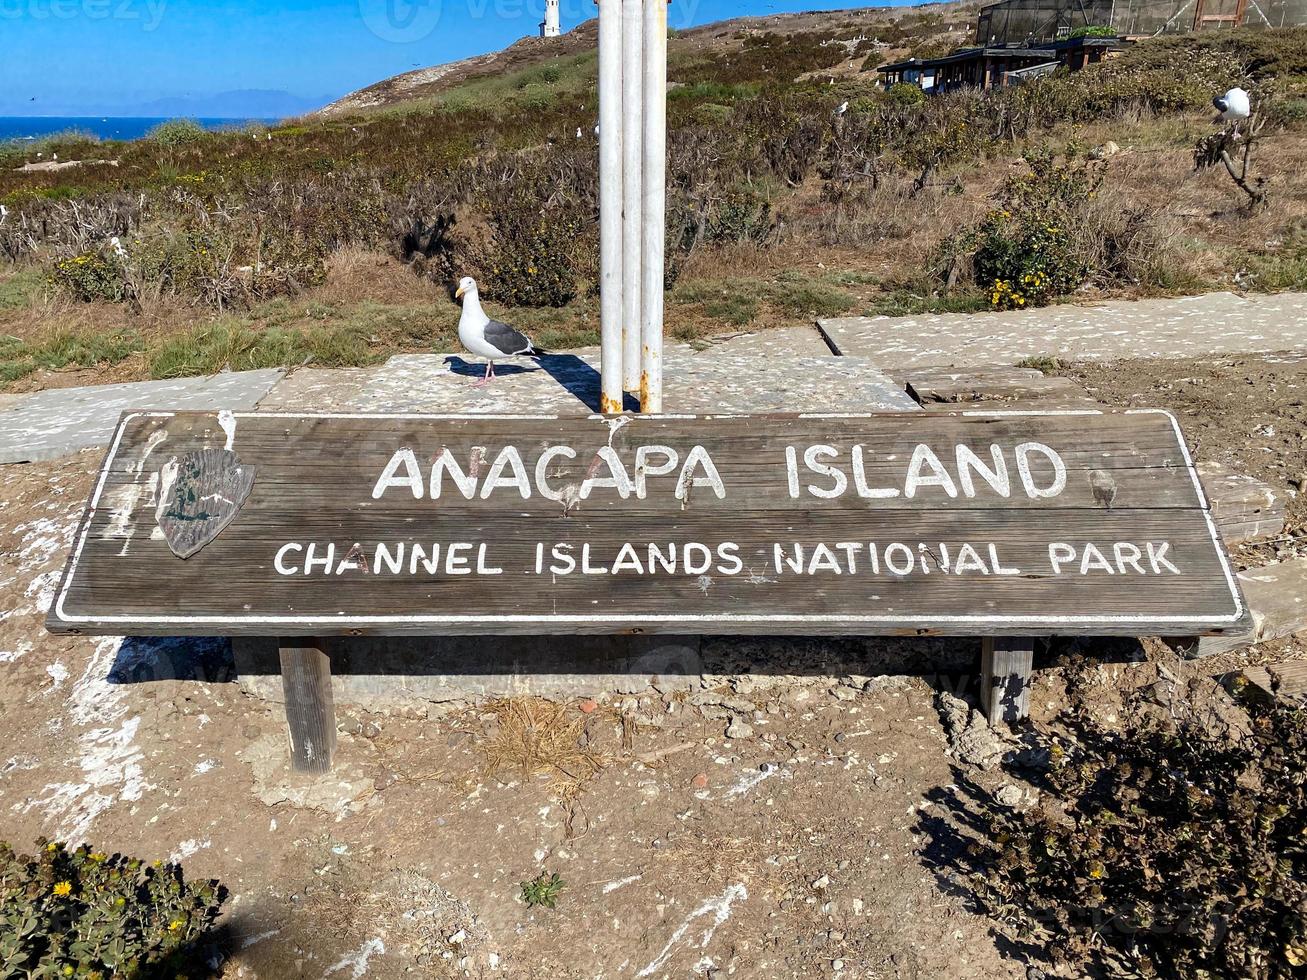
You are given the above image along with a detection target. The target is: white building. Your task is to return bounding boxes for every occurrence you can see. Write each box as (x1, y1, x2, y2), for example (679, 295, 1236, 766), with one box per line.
(540, 0, 561, 37)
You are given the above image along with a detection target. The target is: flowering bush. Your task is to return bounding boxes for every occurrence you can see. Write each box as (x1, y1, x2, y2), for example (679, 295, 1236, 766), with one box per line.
(0, 839, 227, 978)
(50, 252, 127, 303)
(944, 151, 1102, 309)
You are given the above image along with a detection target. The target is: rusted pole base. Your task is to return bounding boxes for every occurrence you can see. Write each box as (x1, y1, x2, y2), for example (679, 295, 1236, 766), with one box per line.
(278, 638, 336, 774)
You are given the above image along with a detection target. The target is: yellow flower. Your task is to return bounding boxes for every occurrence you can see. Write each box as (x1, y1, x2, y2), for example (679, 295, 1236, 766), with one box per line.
(46, 842, 59, 852)
(169, 919, 186, 932)
(53, 881, 73, 897)
(89, 852, 108, 863)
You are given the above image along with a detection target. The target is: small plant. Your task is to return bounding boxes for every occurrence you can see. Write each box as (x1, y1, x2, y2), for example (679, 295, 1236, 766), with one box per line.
(1016, 355, 1065, 373)
(0, 839, 227, 978)
(519, 872, 565, 910)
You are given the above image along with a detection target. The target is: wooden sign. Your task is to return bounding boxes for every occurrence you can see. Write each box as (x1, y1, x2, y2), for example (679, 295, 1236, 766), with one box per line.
(47, 410, 1246, 638)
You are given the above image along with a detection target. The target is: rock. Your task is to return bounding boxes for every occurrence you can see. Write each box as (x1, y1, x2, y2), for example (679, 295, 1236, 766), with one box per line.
(936, 692, 1007, 770)
(995, 784, 1023, 807)
(725, 718, 754, 739)
(1090, 140, 1120, 159)
(691, 772, 709, 789)
(830, 686, 859, 702)
(811, 874, 830, 891)
(691, 692, 755, 713)
(781, 688, 813, 708)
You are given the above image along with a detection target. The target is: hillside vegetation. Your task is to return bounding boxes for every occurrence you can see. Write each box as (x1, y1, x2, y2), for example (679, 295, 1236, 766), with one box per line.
(3, 4, 1307, 388)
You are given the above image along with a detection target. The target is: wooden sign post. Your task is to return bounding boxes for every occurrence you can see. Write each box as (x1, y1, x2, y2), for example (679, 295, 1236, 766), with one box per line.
(48, 409, 1246, 770)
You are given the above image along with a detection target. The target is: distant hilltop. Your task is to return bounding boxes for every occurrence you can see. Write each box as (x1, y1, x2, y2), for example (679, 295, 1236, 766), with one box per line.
(313, 4, 982, 116)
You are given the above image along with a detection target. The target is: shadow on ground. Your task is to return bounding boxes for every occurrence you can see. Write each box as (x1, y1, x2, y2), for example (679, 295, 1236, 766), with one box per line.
(443, 354, 640, 413)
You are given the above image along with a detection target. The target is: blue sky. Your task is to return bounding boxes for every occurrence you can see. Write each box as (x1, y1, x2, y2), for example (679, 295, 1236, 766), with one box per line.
(3, 0, 911, 115)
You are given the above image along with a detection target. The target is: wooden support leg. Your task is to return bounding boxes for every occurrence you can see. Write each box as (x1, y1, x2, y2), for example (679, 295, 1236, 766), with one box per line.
(981, 637, 1035, 726)
(278, 639, 336, 774)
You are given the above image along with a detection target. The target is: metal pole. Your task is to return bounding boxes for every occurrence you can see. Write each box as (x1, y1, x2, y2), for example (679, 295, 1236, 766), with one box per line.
(598, 0, 625, 415)
(640, 0, 667, 414)
(620, 0, 644, 393)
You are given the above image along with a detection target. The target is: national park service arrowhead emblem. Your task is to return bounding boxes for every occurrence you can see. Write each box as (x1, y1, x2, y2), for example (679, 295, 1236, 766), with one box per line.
(155, 448, 256, 560)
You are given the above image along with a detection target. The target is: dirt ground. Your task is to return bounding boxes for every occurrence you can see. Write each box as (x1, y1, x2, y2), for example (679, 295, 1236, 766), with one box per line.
(1, 354, 1304, 979)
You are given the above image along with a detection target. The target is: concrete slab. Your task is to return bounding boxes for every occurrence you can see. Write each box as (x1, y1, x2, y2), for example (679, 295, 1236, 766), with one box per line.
(0, 393, 30, 413)
(692, 325, 834, 359)
(259, 349, 919, 414)
(819, 291, 1307, 368)
(0, 369, 285, 465)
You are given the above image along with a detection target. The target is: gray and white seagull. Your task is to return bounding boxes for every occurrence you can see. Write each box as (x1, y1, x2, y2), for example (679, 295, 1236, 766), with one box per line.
(455, 275, 547, 388)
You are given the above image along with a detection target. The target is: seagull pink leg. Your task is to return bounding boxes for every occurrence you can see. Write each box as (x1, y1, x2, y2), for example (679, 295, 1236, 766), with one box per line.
(473, 362, 493, 389)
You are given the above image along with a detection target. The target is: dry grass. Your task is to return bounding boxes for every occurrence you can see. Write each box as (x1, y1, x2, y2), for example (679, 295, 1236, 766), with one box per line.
(481, 697, 606, 797)
(319, 248, 442, 305)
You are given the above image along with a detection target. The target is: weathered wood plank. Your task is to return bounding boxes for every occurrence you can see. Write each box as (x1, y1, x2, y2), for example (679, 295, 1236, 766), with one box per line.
(279, 639, 336, 774)
(901, 365, 1101, 413)
(1196, 460, 1287, 545)
(981, 636, 1034, 724)
(1195, 558, 1307, 656)
(45, 410, 1245, 638)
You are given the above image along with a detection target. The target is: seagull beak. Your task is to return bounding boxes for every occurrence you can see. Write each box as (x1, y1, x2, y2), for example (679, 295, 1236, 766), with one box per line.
(455, 285, 465, 299)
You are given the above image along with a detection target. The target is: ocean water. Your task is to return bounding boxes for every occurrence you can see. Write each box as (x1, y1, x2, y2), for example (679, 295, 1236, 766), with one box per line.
(0, 117, 271, 143)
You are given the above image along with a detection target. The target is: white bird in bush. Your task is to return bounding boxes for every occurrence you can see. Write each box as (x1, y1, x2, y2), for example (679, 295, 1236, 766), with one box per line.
(455, 276, 548, 389)
(836, 100, 850, 115)
(1214, 87, 1251, 134)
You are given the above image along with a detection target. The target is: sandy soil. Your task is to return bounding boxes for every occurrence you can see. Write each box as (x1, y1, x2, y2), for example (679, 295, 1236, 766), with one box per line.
(0, 354, 1303, 978)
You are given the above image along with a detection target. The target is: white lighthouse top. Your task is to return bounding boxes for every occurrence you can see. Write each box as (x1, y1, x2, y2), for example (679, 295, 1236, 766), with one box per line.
(541, 0, 561, 37)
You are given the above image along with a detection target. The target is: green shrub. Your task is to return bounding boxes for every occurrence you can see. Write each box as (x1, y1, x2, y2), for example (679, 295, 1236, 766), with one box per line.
(945, 151, 1102, 309)
(965, 697, 1307, 979)
(885, 82, 928, 106)
(50, 252, 127, 303)
(147, 119, 206, 147)
(480, 209, 580, 307)
(0, 839, 226, 978)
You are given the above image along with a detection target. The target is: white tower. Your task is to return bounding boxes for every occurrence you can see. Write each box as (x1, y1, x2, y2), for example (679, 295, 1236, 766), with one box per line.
(541, 0, 561, 37)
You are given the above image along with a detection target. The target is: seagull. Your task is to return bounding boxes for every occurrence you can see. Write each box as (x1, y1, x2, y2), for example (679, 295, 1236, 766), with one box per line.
(836, 100, 849, 115)
(455, 276, 547, 388)
(1214, 87, 1251, 134)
